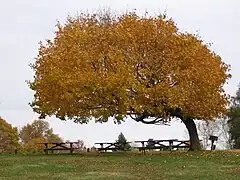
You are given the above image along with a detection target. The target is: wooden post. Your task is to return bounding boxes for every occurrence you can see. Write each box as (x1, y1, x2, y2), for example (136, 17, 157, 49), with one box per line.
(99, 143, 105, 152)
(44, 143, 48, 155)
(169, 140, 173, 151)
(70, 142, 73, 154)
(209, 136, 218, 150)
(141, 142, 146, 154)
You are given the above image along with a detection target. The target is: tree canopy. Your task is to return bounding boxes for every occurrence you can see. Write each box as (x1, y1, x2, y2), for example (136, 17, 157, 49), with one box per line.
(0, 117, 19, 153)
(29, 11, 231, 150)
(29, 11, 230, 124)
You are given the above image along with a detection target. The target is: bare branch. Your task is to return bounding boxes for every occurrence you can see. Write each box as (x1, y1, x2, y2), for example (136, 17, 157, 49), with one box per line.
(129, 114, 138, 120)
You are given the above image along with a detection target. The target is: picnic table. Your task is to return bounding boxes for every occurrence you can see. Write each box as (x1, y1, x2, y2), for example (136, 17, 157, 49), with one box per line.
(134, 139, 190, 153)
(38, 142, 79, 155)
(94, 142, 131, 152)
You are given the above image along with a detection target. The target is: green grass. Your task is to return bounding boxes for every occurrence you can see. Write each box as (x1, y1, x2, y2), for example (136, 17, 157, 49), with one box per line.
(0, 151, 239, 180)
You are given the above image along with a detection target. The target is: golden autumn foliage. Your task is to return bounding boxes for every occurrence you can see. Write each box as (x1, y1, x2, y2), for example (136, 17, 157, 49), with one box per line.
(21, 137, 46, 153)
(20, 120, 63, 152)
(0, 117, 20, 153)
(29, 11, 231, 124)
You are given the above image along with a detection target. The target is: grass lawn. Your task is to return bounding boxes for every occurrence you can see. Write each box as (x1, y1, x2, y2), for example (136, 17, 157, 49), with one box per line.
(0, 151, 239, 180)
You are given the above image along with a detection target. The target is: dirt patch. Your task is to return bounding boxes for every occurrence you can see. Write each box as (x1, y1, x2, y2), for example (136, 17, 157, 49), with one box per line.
(228, 167, 240, 175)
(80, 171, 135, 179)
(226, 149, 240, 153)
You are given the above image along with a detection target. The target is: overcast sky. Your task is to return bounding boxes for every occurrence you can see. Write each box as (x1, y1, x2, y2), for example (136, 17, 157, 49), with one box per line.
(0, 0, 238, 147)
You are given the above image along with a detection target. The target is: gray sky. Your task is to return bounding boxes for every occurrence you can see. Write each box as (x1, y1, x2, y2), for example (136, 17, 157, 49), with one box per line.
(0, 0, 238, 147)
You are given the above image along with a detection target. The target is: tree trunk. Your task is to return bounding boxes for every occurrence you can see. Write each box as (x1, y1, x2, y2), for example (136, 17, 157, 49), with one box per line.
(182, 117, 201, 151)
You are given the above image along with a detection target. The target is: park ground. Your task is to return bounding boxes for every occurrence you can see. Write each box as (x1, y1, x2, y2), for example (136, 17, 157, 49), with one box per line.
(0, 151, 239, 180)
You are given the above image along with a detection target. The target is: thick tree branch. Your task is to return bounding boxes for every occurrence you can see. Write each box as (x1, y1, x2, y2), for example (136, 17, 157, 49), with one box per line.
(129, 112, 170, 126)
(128, 103, 184, 126)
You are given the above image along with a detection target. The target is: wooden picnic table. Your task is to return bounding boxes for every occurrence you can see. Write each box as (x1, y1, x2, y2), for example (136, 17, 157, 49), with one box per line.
(134, 139, 190, 153)
(95, 142, 131, 152)
(38, 142, 79, 155)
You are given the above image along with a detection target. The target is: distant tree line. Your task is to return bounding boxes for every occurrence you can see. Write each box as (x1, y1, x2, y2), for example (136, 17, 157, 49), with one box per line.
(0, 117, 133, 154)
(0, 118, 65, 154)
(228, 84, 240, 149)
(0, 117, 19, 153)
(191, 85, 240, 150)
(0, 116, 134, 154)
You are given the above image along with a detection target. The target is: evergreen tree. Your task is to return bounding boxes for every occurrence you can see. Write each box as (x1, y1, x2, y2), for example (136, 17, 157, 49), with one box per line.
(228, 85, 240, 149)
(116, 132, 131, 151)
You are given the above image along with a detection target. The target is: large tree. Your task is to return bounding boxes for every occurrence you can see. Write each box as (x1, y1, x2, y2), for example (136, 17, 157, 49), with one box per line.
(29, 11, 231, 151)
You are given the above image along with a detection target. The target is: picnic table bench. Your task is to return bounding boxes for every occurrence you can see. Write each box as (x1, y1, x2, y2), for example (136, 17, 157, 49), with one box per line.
(134, 139, 190, 153)
(95, 142, 131, 152)
(38, 142, 79, 155)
